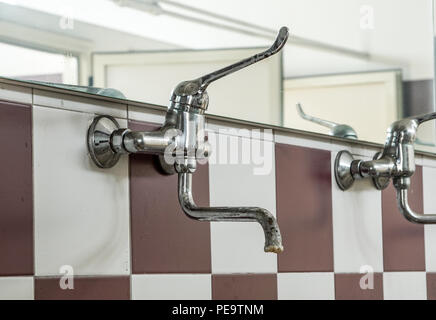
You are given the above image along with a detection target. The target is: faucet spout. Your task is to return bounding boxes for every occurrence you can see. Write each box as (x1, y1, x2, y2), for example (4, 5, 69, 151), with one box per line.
(178, 173, 283, 253)
(397, 188, 436, 224)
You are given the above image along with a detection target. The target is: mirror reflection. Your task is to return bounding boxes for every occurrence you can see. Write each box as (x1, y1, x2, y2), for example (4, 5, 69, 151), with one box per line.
(0, 0, 435, 152)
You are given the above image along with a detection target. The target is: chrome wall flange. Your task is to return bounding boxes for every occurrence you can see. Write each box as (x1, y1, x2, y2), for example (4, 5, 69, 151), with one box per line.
(334, 150, 391, 191)
(334, 150, 355, 191)
(87, 115, 121, 169)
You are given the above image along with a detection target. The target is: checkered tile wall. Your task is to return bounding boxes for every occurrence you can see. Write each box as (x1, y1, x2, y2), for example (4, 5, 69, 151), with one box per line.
(1, 83, 436, 300)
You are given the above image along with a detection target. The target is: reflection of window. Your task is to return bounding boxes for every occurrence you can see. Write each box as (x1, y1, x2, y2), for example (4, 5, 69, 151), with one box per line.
(0, 42, 78, 85)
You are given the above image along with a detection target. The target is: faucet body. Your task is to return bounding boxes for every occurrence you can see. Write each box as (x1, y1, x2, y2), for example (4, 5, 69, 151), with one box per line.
(87, 27, 289, 253)
(334, 112, 436, 224)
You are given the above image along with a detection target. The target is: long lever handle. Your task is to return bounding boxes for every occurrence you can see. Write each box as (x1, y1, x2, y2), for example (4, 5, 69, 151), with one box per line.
(196, 26, 289, 94)
(412, 111, 436, 125)
(296, 103, 338, 129)
(296, 103, 358, 139)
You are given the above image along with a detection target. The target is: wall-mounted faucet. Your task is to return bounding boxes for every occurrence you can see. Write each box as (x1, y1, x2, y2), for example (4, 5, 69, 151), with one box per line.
(334, 111, 436, 224)
(86, 27, 289, 253)
(296, 103, 358, 139)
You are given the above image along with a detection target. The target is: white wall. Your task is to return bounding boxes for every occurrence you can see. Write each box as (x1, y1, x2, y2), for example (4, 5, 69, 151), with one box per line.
(1, 0, 434, 81)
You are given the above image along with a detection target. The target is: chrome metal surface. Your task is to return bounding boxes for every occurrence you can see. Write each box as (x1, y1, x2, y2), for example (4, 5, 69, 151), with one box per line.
(334, 150, 355, 191)
(296, 103, 358, 139)
(371, 152, 391, 190)
(87, 115, 121, 168)
(334, 111, 436, 224)
(170, 27, 289, 111)
(86, 27, 288, 253)
(396, 183, 436, 224)
(178, 173, 283, 253)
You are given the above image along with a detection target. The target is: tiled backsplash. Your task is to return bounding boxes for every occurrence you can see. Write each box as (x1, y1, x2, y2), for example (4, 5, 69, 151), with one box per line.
(1, 82, 436, 300)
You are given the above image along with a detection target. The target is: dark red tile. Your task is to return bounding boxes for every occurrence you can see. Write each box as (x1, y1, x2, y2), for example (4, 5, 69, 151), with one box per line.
(212, 274, 277, 300)
(427, 273, 436, 300)
(129, 120, 211, 274)
(382, 166, 425, 271)
(35, 276, 130, 300)
(0, 100, 33, 276)
(275, 143, 333, 272)
(335, 273, 383, 300)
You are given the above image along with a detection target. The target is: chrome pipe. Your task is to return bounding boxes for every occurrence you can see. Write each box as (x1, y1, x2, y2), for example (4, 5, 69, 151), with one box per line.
(123, 129, 173, 154)
(178, 172, 283, 253)
(397, 188, 436, 224)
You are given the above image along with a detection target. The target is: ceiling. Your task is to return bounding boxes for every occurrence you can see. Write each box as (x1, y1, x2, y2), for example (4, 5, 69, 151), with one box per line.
(1, 0, 434, 80)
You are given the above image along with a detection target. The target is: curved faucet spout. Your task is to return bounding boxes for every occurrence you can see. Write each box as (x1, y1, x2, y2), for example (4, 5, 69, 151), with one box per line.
(397, 188, 436, 224)
(178, 173, 283, 253)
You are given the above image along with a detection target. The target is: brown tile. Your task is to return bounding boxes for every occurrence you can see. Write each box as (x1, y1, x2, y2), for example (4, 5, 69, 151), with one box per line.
(335, 273, 383, 300)
(212, 274, 277, 300)
(427, 273, 436, 300)
(275, 143, 333, 272)
(0, 101, 33, 276)
(34, 276, 130, 300)
(129, 120, 211, 274)
(382, 166, 425, 271)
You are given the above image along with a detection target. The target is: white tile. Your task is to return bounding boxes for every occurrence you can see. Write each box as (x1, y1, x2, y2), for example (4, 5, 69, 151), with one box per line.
(331, 151, 384, 273)
(330, 140, 379, 158)
(33, 106, 130, 276)
(274, 131, 332, 151)
(278, 273, 334, 300)
(209, 133, 277, 273)
(33, 89, 127, 118)
(0, 82, 32, 104)
(132, 274, 211, 300)
(383, 272, 427, 300)
(423, 156, 436, 168)
(423, 166, 436, 271)
(0, 277, 34, 300)
(415, 154, 424, 166)
(128, 105, 166, 124)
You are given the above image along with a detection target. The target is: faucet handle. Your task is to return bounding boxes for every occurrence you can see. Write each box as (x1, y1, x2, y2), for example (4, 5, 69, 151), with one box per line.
(197, 26, 289, 93)
(170, 26, 289, 111)
(385, 111, 436, 146)
(410, 111, 436, 125)
(296, 103, 358, 139)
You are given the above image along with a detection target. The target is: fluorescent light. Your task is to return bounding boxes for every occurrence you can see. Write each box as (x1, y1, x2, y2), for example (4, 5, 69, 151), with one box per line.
(111, 0, 163, 15)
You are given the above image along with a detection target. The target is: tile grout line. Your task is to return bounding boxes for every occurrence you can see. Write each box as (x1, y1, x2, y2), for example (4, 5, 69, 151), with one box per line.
(31, 89, 36, 299)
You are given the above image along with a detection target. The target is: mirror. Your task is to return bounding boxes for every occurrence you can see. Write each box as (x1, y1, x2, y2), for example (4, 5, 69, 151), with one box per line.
(0, 0, 435, 153)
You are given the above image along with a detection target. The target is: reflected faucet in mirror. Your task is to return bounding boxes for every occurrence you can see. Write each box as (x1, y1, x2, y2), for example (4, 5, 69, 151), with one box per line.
(334, 111, 436, 224)
(296, 103, 358, 139)
(86, 27, 290, 253)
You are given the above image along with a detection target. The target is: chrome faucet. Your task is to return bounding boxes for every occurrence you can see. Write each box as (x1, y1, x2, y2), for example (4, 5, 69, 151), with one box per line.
(296, 103, 358, 139)
(334, 111, 436, 224)
(87, 26, 289, 253)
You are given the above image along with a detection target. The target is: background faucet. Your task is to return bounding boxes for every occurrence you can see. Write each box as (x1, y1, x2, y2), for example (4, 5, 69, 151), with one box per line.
(87, 26, 289, 253)
(334, 111, 436, 224)
(296, 103, 358, 139)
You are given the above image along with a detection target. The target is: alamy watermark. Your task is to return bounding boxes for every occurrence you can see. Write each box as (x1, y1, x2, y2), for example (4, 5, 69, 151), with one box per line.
(59, 265, 74, 290)
(360, 5, 375, 30)
(359, 265, 374, 290)
(161, 128, 274, 176)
